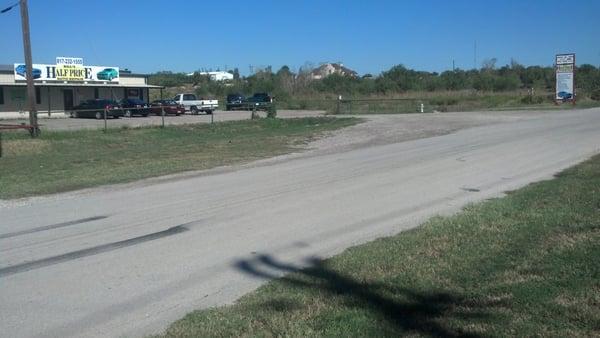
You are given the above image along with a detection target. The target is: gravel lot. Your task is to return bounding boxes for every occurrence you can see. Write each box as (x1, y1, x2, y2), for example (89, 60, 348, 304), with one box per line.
(1, 109, 326, 131)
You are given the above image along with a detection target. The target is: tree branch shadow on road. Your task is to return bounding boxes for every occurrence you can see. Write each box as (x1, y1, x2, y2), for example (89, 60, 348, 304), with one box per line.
(234, 254, 504, 337)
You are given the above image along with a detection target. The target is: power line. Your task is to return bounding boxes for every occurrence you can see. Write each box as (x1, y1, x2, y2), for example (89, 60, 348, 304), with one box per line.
(0, 1, 19, 13)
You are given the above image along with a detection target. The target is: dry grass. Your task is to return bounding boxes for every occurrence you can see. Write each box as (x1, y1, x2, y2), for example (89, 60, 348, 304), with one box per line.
(2, 138, 50, 156)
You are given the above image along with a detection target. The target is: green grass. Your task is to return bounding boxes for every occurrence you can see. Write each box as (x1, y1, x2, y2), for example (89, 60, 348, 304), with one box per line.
(158, 155, 600, 337)
(335, 93, 600, 114)
(0, 117, 359, 199)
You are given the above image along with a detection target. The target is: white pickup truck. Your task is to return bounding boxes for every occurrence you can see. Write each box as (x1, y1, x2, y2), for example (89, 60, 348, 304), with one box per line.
(172, 93, 218, 115)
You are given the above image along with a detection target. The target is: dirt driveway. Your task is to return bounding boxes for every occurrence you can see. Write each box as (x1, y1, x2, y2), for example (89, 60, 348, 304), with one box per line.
(281, 109, 573, 158)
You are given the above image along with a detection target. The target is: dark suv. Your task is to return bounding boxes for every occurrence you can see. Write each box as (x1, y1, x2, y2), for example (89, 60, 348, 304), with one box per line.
(243, 93, 273, 110)
(119, 98, 150, 117)
(225, 93, 245, 111)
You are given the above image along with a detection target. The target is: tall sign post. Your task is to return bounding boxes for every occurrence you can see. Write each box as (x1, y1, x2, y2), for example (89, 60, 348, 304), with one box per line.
(555, 53, 576, 105)
(19, 0, 38, 136)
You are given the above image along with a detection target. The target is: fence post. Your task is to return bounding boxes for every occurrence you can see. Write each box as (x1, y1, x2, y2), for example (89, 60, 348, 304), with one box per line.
(251, 105, 258, 119)
(161, 106, 165, 128)
(336, 95, 342, 114)
(211, 111, 214, 124)
(0, 131, 2, 158)
(104, 108, 107, 133)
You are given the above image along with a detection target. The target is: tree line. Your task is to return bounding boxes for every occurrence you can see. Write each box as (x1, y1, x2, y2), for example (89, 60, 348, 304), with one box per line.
(148, 61, 600, 101)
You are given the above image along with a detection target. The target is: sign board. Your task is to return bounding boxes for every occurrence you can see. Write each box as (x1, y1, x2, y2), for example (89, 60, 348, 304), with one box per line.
(55, 57, 86, 81)
(556, 54, 575, 65)
(56, 57, 83, 66)
(14, 61, 119, 83)
(555, 53, 575, 102)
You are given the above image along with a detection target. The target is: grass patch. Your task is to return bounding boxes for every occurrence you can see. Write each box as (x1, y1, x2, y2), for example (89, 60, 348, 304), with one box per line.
(0, 117, 359, 199)
(158, 155, 600, 337)
(324, 91, 600, 114)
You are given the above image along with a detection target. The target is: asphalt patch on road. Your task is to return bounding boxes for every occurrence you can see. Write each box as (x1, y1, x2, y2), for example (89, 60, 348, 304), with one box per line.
(0, 216, 108, 240)
(0, 225, 188, 277)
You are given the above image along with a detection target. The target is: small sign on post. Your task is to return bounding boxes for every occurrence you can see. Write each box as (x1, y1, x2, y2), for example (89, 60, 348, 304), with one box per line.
(555, 53, 575, 105)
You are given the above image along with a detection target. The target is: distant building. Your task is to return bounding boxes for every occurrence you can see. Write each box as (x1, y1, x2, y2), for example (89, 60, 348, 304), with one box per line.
(187, 71, 233, 81)
(0, 60, 161, 118)
(310, 63, 358, 80)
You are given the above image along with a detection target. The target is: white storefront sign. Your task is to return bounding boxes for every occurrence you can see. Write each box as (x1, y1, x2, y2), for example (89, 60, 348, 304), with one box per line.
(14, 58, 119, 83)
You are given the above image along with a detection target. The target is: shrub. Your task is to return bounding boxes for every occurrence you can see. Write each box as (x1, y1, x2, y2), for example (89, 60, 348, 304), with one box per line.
(591, 89, 600, 101)
(521, 95, 545, 104)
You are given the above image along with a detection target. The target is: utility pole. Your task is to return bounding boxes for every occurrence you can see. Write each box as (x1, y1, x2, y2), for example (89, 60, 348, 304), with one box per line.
(19, 0, 38, 136)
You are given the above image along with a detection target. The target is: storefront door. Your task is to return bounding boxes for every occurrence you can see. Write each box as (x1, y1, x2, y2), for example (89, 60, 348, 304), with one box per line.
(63, 89, 74, 110)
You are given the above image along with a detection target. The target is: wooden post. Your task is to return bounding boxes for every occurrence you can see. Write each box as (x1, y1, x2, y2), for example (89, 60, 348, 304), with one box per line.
(19, 0, 38, 137)
(47, 86, 51, 116)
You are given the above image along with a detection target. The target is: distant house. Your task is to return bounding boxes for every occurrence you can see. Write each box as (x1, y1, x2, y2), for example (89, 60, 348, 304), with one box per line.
(187, 71, 233, 81)
(310, 63, 358, 80)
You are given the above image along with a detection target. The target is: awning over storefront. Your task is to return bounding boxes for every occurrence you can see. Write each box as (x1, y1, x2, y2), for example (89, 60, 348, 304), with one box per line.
(0, 82, 164, 89)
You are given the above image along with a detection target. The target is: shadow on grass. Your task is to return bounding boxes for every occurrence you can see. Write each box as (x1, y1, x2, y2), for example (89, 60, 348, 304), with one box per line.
(235, 254, 504, 337)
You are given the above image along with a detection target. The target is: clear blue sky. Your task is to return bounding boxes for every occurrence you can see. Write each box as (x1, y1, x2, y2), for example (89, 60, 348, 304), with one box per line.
(1, 0, 598, 75)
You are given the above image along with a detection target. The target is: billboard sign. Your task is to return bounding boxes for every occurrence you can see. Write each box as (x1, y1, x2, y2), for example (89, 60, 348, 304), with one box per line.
(55, 57, 85, 81)
(555, 53, 575, 102)
(14, 61, 119, 83)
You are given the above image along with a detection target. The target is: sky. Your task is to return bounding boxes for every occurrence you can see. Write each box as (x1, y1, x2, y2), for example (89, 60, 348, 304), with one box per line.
(0, 0, 598, 75)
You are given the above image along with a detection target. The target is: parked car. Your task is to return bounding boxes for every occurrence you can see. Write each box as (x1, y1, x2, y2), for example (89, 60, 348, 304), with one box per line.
(172, 93, 218, 115)
(149, 100, 185, 116)
(119, 98, 150, 117)
(243, 93, 273, 111)
(252, 93, 273, 103)
(69, 99, 122, 119)
(225, 93, 245, 111)
(97, 68, 118, 81)
(15, 64, 42, 79)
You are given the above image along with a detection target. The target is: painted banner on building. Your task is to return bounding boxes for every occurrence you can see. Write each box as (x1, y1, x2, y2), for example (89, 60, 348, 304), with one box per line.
(55, 57, 85, 81)
(555, 53, 575, 101)
(14, 62, 119, 83)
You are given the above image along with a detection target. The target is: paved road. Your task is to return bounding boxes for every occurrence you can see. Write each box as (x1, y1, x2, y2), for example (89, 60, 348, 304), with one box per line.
(1, 108, 599, 337)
